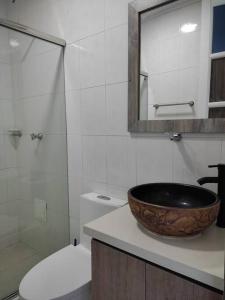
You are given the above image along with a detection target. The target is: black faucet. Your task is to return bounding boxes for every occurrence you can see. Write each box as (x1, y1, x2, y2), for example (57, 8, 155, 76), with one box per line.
(197, 164, 225, 228)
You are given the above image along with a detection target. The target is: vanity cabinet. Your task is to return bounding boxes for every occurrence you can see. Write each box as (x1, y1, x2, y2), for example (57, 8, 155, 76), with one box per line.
(92, 239, 145, 300)
(146, 264, 222, 300)
(92, 240, 223, 300)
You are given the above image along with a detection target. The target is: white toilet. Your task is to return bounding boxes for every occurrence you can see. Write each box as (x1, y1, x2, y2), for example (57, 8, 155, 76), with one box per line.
(19, 193, 127, 300)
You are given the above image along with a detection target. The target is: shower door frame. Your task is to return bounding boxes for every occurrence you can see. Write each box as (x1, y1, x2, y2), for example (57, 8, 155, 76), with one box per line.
(0, 18, 68, 300)
(0, 18, 66, 46)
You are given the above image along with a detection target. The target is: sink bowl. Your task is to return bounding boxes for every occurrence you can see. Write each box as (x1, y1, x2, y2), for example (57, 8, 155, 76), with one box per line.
(128, 183, 220, 237)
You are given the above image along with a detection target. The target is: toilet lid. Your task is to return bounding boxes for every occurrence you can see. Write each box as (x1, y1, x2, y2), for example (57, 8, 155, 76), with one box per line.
(19, 245, 91, 300)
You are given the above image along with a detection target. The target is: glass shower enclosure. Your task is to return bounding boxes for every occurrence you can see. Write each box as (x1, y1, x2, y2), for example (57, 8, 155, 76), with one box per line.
(0, 21, 69, 299)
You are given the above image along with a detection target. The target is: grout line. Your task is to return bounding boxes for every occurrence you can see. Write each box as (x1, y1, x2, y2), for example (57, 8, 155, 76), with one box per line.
(67, 22, 128, 47)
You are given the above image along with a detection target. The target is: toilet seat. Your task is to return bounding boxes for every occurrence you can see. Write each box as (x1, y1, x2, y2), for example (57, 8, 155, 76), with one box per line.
(19, 245, 91, 300)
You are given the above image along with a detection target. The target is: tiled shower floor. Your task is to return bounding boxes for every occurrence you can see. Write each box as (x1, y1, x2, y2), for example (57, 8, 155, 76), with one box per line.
(0, 243, 41, 299)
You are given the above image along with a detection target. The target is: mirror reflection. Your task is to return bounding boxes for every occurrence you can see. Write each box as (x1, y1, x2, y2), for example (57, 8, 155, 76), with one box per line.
(139, 0, 225, 121)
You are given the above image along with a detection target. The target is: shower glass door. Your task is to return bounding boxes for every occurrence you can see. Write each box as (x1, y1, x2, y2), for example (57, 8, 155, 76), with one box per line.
(0, 25, 69, 299)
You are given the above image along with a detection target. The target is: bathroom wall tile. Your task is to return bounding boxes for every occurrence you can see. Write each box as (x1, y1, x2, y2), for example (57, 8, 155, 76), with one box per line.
(0, 27, 10, 64)
(68, 0, 105, 41)
(48, 0, 105, 43)
(1, 100, 14, 132)
(0, 201, 19, 242)
(82, 177, 108, 196)
(21, 47, 64, 98)
(0, 170, 8, 204)
(6, 0, 20, 22)
(17, 0, 63, 39)
(82, 136, 107, 183)
(68, 175, 82, 219)
(105, 0, 130, 29)
(4, 135, 17, 169)
(44, 175, 69, 216)
(39, 134, 68, 177)
(173, 138, 222, 189)
(9, 30, 57, 63)
(67, 134, 82, 178)
(6, 168, 19, 203)
(41, 93, 66, 135)
(15, 98, 43, 134)
(106, 136, 136, 188)
(64, 43, 80, 91)
(179, 67, 199, 102)
(106, 82, 128, 135)
(17, 134, 68, 177)
(141, 35, 160, 75)
(15, 94, 66, 135)
(0, 0, 7, 18)
(16, 135, 33, 174)
(0, 64, 12, 100)
(80, 32, 105, 89)
(81, 86, 106, 135)
(0, 135, 6, 170)
(17, 198, 33, 231)
(159, 71, 179, 103)
(30, 38, 58, 57)
(159, 36, 179, 73)
(136, 136, 173, 184)
(66, 89, 81, 135)
(105, 24, 128, 84)
(106, 184, 128, 201)
(179, 32, 200, 69)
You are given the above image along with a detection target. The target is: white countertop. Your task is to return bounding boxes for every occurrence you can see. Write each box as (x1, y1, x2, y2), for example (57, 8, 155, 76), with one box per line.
(84, 204, 225, 291)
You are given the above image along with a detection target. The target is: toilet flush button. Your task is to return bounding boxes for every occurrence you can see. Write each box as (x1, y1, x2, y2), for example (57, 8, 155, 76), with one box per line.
(97, 195, 111, 201)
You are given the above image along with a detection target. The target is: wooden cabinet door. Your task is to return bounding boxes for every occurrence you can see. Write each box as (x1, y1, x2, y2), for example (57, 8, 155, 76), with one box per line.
(146, 264, 223, 300)
(92, 240, 145, 300)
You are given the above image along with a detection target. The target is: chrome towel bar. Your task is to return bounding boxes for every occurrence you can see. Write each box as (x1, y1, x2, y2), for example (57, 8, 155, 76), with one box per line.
(153, 101, 194, 109)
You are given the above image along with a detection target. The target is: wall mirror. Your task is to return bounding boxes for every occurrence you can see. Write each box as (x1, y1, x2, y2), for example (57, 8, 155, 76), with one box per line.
(128, 0, 225, 133)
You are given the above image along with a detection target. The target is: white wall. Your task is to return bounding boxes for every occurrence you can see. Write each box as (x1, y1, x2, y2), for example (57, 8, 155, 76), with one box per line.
(4, 0, 225, 244)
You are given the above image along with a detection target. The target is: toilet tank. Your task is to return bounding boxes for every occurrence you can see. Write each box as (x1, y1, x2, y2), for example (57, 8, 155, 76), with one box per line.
(80, 193, 127, 250)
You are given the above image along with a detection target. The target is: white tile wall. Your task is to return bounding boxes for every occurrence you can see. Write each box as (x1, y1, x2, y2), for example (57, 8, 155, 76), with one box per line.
(80, 33, 105, 88)
(0, 0, 7, 18)
(136, 137, 173, 184)
(106, 82, 128, 135)
(82, 135, 107, 183)
(5, 0, 225, 244)
(81, 86, 107, 135)
(105, 0, 130, 29)
(105, 24, 128, 84)
(106, 136, 136, 188)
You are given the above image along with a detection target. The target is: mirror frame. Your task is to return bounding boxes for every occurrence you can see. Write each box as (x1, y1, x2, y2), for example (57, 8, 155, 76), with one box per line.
(128, 0, 225, 133)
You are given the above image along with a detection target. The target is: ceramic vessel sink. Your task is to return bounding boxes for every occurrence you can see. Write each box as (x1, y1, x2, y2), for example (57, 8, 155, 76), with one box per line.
(128, 183, 220, 237)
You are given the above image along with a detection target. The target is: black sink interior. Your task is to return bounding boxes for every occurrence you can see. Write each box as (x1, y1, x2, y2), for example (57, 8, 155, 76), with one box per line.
(129, 183, 217, 208)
